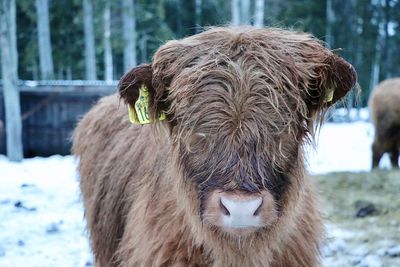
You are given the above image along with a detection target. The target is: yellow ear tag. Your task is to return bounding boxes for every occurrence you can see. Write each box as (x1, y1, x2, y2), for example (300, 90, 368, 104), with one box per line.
(324, 88, 334, 103)
(128, 85, 166, 124)
(128, 104, 140, 123)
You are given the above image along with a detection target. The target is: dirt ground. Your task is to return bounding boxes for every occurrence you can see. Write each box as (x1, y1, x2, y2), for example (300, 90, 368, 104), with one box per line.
(314, 170, 400, 267)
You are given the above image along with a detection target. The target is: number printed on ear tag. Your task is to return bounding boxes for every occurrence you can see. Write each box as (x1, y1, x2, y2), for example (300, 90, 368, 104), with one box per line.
(128, 85, 166, 124)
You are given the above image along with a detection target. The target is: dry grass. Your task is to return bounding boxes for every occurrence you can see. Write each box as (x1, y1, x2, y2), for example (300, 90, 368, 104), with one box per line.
(314, 170, 400, 266)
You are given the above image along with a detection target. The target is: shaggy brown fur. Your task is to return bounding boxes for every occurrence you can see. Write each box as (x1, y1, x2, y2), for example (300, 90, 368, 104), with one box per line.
(73, 27, 357, 267)
(369, 78, 400, 169)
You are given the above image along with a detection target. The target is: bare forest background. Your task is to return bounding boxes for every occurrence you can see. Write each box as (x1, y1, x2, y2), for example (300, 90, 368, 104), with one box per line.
(1, 0, 400, 161)
(1, 0, 398, 104)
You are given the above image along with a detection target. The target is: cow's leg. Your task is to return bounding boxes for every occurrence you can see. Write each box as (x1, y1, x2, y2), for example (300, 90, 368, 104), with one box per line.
(390, 145, 399, 169)
(372, 141, 384, 169)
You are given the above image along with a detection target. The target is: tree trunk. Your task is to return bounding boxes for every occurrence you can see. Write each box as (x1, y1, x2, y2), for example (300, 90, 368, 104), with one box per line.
(370, 41, 381, 91)
(122, 0, 137, 72)
(254, 0, 265, 28)
(139, 34, 148, 64)
(36, 0, 54, 80)
(346, 90, 355, 121)
(66, 65, 72, 80)
(175, 0, 183, 37)
(103, 1, 113, 82)
(381, 0, 390, 79)
(344, 0, 356, 121)
(195, 0, 202, 32)
(370, 1, 384, 92)
(354, 6, 363, 118)
(83, 0, 97, 80)
(231, 0, 240, 26)
(325, 0, 334, 47)
(32, 57, 39, 80)
(0, 0, 23, 161)
(240, 0, 251, 25)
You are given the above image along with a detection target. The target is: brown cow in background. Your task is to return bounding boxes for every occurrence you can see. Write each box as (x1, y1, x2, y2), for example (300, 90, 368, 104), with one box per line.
(369, 78, 400, 169)
(73, 27, 357, 267)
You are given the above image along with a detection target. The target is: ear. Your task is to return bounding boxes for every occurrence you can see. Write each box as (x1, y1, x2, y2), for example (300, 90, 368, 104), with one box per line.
(305, 53, 357, 116)
(119, 64, 165, 123)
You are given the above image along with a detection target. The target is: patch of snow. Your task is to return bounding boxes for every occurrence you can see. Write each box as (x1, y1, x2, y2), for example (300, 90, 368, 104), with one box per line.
(325, 223, 361, 240)
(351, 245, 370, 257)
(321, 237, 347, 257)
(0, 155, 92, 267)
(386, 246, 400, 257)
(359, 254, 382, 267)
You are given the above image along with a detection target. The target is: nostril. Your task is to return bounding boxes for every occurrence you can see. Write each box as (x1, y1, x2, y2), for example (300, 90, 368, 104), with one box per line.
(219, 199, 230, 216)
(253, 199, 263, 216)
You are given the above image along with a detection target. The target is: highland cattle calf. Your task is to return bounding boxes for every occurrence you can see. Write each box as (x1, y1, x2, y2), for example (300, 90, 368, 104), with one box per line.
(369, 78, 400, 169)
(73, 27, 357, 267)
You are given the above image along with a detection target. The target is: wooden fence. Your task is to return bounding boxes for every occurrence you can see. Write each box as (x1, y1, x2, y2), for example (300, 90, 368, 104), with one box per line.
(0, 81, 117, 157)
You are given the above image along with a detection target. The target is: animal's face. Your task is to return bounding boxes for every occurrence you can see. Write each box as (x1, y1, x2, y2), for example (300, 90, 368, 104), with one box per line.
(119, 27, 356, 235)
(169, 59, 303, 233)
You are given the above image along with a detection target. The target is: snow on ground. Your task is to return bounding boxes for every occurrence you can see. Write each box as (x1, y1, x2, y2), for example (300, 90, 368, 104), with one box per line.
(0, 156, 92, 267)
(306, 121, 391, 174)
(0, 120, 391, 267)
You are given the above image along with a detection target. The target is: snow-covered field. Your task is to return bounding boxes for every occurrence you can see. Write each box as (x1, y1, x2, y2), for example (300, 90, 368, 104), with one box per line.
(0, 156, 92, 267)
(0, 121, 395, 267)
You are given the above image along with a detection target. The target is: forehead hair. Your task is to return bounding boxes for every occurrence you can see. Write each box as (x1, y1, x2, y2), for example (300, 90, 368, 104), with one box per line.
(154, 28, 318, 150)
(152, 27, 332, 139)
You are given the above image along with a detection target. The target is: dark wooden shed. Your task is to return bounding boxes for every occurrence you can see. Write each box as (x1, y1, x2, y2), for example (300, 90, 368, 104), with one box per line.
(0, 81, 117, 157)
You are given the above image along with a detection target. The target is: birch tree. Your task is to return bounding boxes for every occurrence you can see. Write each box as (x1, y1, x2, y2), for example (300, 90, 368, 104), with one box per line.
(36, 0, 54, 80)
(370, 0, 384, 92)
(0, 0, 23, 161)
(380, 0, 391, 79)
(103, 1, 113, 82)
(175, 0, 183, 37)
(195, 0, 202, 32)
(254, 0, 265, 28)
(139, 34, 149, 64)
(231, 0, 240, 26)
(232, 0, 251, 26)
(240, 0, 251, 25)
(122, 0, 137, 72)
(83, 0, 97, 80)
(325, 0, 334, 47)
